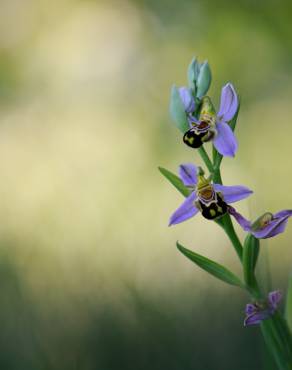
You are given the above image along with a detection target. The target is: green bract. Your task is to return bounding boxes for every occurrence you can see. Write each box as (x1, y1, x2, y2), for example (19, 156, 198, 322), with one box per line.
(187, 57, 212, 98)
(196, 61, 212, 99)
(169, 85, 189, 133)
(187, 57, 200, 92)
(243, 234, 260, 294)
(158, 166, 190, 197)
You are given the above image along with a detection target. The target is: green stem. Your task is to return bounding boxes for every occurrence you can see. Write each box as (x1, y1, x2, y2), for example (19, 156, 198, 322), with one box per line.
(261, 314, 292, 370)
(213, 153, 223, 173)
(198, 146, 214, 173)
(213, 167, 243, 261)
(212, 166, 222, 185)
(222, 214, 243, 261)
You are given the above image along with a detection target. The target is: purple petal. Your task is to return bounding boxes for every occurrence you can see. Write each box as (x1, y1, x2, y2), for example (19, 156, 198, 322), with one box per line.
(187, 114, 199, 128)
(263, 218, 289, 238)
(179, 163, 198, 187)
(245, 303, 257, 315)
(268, 291, 282, 310)
(228, 206, 251, 231)
(217, 83, 238, 122)
(273, 210, 292, 218)
(179, 87, 195, 114)
(244, 310, 272, 326)
(213, 121, 238, 157)
(169, 192, 199, 226)
(252, 215, 291, 239)
(214, 184, 253, 204)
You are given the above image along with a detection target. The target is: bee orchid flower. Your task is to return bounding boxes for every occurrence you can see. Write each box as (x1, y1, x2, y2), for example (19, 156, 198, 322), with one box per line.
(169, 163, 252, 226)
(181, 83, 239, 157)
(244, 291, 282, 326)
(228, 207, 292, 239)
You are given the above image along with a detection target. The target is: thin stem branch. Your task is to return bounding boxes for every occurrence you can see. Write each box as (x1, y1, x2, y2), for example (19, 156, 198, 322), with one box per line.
(198, 146, 214, 173)
(212, 166, 243, 261)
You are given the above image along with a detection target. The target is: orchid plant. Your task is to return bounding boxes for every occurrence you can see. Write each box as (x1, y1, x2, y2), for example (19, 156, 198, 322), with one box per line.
(160, 57, 292, 369)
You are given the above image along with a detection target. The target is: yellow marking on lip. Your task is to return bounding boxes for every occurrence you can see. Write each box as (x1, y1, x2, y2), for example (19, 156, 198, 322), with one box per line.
(217, 206, 223, 213)
(209, 209, 216, 217)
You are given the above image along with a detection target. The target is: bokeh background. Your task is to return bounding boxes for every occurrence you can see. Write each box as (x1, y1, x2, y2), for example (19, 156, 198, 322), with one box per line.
(0, 0, 291, 369)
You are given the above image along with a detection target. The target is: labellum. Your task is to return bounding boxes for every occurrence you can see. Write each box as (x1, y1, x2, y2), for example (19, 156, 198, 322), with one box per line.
(183, 96, 217, 149)
(195, 174, 228, 220)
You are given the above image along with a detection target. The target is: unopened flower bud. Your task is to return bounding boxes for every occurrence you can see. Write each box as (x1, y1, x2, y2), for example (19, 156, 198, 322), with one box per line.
(187, 57, 200, 92)
(196, 61, 212, 99)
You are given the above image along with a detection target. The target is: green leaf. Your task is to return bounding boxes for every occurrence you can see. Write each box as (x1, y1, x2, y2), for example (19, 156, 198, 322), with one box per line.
(286, 270, 292, 332)
(177, 242, 244, 287)
(169, 85, 189, 133)
(187, 57, 199, 91)
(196, 61, 212, 99)
(243, 234, 260, 288)
(158, 167, 190, 197)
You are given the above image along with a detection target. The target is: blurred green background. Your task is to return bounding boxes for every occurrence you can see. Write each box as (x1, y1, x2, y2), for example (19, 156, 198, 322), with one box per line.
(0, 0, 292, 369)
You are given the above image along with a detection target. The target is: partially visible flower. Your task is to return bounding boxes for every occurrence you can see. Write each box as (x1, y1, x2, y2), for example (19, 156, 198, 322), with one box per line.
(229, 207, 292, 239)
(169, 163, 252, 226)
(244, 291, 282, 326)
(181, 83, 238, 157)
(178, 87, 196, 114)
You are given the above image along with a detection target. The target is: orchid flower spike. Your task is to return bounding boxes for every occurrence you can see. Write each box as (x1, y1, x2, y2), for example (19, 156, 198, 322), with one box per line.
(169, 163, 252, 226)
(229, 207, 292, 239)
(180, 83, 239, 157)
(244, 291, 282, 326)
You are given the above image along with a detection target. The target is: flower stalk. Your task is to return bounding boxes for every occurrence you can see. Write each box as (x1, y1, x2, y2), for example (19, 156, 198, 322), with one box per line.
(214, 167, 292, 369)
(163, 56, 292, 368)
(220, 205, 292, 368)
